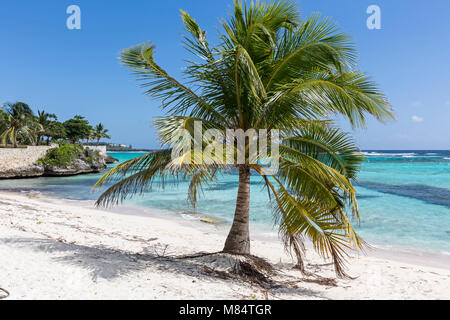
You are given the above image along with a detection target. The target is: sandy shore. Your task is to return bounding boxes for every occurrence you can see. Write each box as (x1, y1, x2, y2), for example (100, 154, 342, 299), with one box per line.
(0, 190, 449, 300)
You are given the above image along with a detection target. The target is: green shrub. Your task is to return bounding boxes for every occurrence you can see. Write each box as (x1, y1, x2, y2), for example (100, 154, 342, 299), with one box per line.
(38, 143, 84, 167)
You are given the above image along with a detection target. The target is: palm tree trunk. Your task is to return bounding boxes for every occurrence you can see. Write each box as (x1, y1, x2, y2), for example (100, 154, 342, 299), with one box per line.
(223, 165, 251, 254)
(13, 130, 18, 148)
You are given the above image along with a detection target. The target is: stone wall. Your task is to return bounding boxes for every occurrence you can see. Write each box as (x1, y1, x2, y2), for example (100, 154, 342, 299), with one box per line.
(83, 145, 107, 155)
(0, 145, 58, 171)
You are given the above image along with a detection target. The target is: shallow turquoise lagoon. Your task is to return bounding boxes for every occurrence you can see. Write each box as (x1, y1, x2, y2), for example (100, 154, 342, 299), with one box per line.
(1, 150, 449, 254)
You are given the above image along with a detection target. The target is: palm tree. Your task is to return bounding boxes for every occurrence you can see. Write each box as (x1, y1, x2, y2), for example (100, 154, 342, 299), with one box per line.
(94, 0, 394, 277)
(35, 110, 57, 145)
(94, 123, 111, 145)
(0, 102, 37, 148)
(87, 127, 95, 144)
(0, 109, 6, 137)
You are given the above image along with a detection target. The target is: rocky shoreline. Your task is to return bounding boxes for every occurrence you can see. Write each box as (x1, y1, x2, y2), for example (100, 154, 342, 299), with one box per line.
(0, 146, 118, 179)
(0, 156, 108, 179)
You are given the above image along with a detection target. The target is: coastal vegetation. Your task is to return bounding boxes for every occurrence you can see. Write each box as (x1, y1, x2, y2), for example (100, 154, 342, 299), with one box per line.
(0, 103, 112, 178)
(95, 0, 394, 277)
(37, 143, 85, 167)
(34, 142, 107, 177)
(0, 103, 111, 148)
(0, 102, 37, 148)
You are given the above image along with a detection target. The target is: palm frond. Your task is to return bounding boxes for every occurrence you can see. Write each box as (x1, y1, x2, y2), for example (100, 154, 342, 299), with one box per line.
(120, 43, 227, 123)
(281, 121, 364, 179)
(0, 127, 13, 145)
(188, 167, 219, 209)
(264, 71, 393, 128)
(266, 13, 357, 89)
(253, 164, 362, 278)
(180, 10, 213, 61)
(94, 150, 173, 207)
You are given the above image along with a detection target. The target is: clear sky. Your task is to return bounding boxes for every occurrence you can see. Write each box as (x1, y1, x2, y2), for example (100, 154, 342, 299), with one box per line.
(1, 0, 449, 150)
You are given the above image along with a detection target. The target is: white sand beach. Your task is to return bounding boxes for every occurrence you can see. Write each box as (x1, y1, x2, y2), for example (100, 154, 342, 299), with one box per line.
(0, 190, 449, 300)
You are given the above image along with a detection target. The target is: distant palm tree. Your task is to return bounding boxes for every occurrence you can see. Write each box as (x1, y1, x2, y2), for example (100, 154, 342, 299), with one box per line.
(94, 123, 111, 145)
(0, 102, 37, 148)
(86, 127, 95, 144)
(36, 110, 57, 145)
(0, 109, 6, 135)
(95, 0, 394, 277)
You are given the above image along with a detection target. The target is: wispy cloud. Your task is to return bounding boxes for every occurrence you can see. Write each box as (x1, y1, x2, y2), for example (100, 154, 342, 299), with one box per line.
(410, 101, 423, 107)
(411, 115, 424, 123)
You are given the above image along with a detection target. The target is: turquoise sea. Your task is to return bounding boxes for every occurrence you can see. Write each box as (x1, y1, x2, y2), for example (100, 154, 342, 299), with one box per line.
(1, 151, 449, 255)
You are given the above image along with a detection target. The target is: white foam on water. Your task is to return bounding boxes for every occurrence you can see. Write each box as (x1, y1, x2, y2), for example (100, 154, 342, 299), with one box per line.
(364, 152, 417, 157)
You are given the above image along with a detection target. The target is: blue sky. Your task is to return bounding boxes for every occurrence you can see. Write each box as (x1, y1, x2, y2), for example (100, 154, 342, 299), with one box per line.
(1, 0, 449, 149)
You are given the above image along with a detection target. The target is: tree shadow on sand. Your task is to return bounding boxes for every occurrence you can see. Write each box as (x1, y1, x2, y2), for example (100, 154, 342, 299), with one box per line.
(1, 236, 329, 299)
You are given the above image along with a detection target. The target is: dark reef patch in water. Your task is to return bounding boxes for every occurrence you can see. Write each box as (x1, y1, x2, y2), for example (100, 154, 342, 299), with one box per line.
(356, 195, 381, 200)
(356, 181, 450, 208)
(206, 180, 265, 191)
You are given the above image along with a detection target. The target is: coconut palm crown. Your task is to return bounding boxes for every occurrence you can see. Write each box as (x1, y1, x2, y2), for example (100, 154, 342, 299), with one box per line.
(0, 102, 38, 148)
(36, 110, 57, 146)
(94, 123, 111, 144)
(94, 0, 394, 277)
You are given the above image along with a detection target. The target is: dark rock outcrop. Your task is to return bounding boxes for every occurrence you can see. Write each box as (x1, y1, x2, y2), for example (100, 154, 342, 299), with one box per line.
(43, 158, 106, 177)
(0, 164, 45, 179)
(103, 154, 119, 164)
(42, 149, 107, 177)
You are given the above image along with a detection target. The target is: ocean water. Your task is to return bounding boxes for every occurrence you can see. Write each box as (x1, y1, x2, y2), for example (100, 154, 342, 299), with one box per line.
(1, 150, 449, 255)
